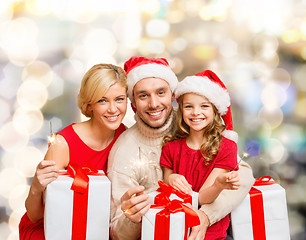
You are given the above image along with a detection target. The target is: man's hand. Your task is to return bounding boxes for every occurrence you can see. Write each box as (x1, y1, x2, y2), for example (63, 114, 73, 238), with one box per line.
(188, 209, 209, 240)
(120, 186, 151, 223)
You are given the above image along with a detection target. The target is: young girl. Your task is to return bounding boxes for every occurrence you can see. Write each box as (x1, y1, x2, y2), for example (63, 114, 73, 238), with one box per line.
(160, 70, 240, 240)
(19, 63, 127, 240)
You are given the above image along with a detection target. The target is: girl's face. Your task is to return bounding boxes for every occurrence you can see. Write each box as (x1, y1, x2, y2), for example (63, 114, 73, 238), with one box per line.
(88, 83, 127, 131)
(182, 93, 214, 133)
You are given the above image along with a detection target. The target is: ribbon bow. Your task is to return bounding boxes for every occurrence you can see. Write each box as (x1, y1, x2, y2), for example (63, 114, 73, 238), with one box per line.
(150, 181, 200, 240)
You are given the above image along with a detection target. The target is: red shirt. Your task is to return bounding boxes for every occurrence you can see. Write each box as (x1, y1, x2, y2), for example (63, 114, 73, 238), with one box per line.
(160, 137, 237, 240)
(19, 123, 126, 240)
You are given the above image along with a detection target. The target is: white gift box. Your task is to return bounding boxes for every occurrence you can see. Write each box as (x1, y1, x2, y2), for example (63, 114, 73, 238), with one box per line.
(141, 182, 199, 240)
(231, 177, 290, 240)
(142, 208, 186, 240)
(44, 170, 111, 240)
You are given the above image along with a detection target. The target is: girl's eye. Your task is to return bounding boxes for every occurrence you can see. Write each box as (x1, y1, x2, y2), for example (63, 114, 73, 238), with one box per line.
(184, 105, 192, 109)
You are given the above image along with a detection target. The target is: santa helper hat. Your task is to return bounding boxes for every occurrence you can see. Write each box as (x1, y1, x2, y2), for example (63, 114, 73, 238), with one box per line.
(124, 56, 178, 102)
(175, 70, 238, 143)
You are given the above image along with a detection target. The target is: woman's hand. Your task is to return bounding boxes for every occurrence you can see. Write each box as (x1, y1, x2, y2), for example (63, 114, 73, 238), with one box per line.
(168, 173, 193, 194)
(31, 160, 59, 195)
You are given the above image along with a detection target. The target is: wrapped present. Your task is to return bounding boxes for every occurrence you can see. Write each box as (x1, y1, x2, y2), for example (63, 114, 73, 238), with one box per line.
(141, 181, 200, 240)
(44, 165, 111, 240)
(231, 176, 290, 240)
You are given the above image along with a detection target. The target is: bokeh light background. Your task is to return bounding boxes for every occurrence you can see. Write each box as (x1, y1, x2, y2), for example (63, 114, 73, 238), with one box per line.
(0, 0, 306, 239)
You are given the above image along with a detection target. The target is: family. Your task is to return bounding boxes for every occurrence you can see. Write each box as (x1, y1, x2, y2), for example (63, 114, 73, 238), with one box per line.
(19, 56, 255, 240)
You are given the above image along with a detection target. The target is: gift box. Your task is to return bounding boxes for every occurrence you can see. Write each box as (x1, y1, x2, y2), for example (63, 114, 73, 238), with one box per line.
(141, 181, 200, 240)
(231, 176, 290, 240)
(44, 165, 111, 240)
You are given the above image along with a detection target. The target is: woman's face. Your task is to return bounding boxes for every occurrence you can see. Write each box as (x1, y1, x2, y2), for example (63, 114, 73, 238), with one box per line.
(88, 83, 127, 131)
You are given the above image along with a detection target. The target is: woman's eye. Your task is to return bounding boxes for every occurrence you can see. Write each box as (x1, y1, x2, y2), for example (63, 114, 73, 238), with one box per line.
(116, 98, 125, 102)
(98, 99, 106, 103)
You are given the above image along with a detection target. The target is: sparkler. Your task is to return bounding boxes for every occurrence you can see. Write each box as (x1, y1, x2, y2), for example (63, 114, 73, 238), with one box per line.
(47, 121, 56, 159)
(233, 144, 253, 170)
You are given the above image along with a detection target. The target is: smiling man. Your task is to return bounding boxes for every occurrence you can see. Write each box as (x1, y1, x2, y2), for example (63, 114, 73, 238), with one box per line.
(107, 56, 255, 240)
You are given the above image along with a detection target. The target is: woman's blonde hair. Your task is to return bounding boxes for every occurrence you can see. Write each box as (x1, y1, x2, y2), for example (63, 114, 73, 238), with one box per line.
(77, 64, 127, 118)
(163, 95, 226, 164)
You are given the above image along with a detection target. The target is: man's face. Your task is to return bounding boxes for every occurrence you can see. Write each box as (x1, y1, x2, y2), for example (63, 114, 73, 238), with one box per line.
(132, 77, 174, 128)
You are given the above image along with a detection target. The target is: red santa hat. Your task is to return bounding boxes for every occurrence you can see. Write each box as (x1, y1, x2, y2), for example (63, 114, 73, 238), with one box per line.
(175, 70, 238, 143)
(124, 56, 178, 102)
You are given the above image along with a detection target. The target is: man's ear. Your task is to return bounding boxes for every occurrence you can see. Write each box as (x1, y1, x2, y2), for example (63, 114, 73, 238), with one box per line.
(171, 93, 175, 102)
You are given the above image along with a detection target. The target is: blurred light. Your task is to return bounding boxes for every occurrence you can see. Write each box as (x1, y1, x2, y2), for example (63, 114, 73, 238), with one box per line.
(22, 61, 53, 87)
(0, 1, 13, 22)
(9, 184, 29, 211)
(281, 84, 297, 115)
(166, 9, 185, 23)
(0, 168, 27, 198)
(0, 223, 10, 240)
(13, 108, 44, 135)
(112, 13, 142, 49)
(13, 146, 43, 177)
(192, 45, 216, 60)
(0, 99, 10, 124)
(267, 68, 291, 88)
(169, 38, 187, 53)
(219, 39, 237, 58)
(258, 107, 283, 129)
(146, 19, 170, 38)
(293, 64, 306, 92)
(0, 17, 39, 66)
(282, 29, 300, 43)
(0, 122, 29, 152)
(275, 124, 305, 151)
(83, 28, 117, 57)
(47, 74, 64, 100)
(265, 138, 286, 164)
(253, 35, 279, 60)
(140, 0, 160, 14)
(199, 1, 229, 22)
(145, 39, 165, 54)
(8, 209, 23, 235)
(295, 96, 306, 120)
(25, 0, 52, 16)
(261, 83, 287, 110)
(301, 47, 306, 60)
(170, 57, 184, 74)
(17, 80, 48, 110)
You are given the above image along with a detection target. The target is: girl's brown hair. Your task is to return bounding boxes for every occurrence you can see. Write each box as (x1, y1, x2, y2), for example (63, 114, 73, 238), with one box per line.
(163, 95, 226, 164)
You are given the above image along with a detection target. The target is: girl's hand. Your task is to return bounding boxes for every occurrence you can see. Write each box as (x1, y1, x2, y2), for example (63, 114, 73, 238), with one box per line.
(168, 173, 193, 194)
(216, 171, 240, 190)
(31, 160, 58, 194)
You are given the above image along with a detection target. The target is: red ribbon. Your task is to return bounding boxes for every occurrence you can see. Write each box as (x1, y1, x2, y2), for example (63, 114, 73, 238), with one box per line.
(249, 176, 276, 240)
(58, 165, 105, 240)
(150, 181, 200, 240)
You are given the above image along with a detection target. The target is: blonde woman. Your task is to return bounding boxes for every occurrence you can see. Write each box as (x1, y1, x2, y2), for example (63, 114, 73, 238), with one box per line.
(19, 63, 127, 240)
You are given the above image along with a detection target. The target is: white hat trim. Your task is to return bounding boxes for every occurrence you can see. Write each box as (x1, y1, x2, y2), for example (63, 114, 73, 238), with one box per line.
(175, 76, 230, 115)
(127, 63, 178, 101)
(222, 130, 238, 143)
